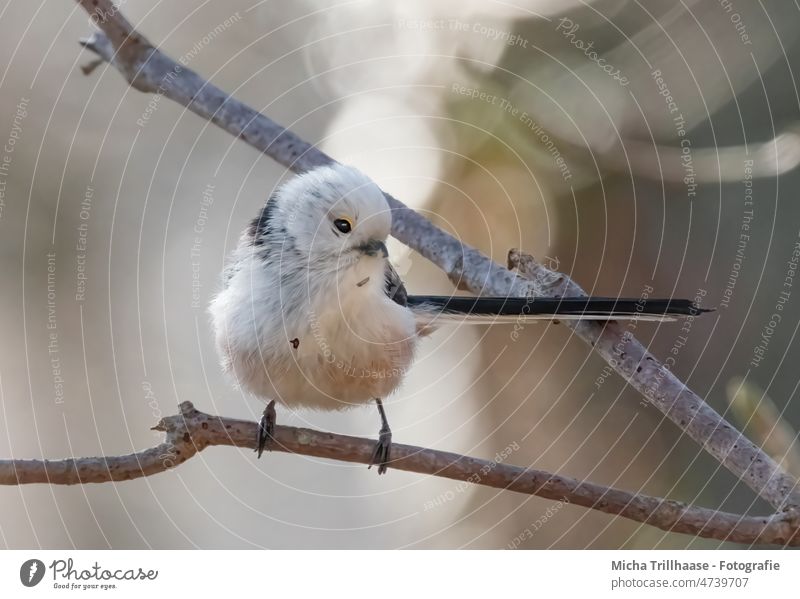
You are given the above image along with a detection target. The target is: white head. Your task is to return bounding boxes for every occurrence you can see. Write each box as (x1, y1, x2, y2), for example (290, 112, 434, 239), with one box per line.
(265, 164, 392, 267)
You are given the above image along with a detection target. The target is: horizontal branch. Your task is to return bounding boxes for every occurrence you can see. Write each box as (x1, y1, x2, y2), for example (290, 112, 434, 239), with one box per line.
(71, 0, 799, 514)
(2, 402, 798, 546)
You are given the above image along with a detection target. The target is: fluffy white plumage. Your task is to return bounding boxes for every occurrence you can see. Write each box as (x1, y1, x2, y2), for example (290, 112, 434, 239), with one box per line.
(209, 165, 417, 412)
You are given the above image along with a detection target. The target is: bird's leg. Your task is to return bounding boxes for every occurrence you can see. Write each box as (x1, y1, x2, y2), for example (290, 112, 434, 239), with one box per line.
(368, 398, 392, 475)
(256, 400, 276, 458)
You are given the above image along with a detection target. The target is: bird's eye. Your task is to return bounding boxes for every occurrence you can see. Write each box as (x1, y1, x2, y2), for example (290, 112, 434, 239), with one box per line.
(333, 218, 352, 234)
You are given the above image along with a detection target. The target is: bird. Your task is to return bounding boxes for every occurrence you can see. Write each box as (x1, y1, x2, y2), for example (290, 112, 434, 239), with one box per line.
(209, 164, 708, 474)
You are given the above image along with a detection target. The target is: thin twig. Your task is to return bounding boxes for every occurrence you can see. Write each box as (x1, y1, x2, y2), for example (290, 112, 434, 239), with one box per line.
(2, 402, 798, 546)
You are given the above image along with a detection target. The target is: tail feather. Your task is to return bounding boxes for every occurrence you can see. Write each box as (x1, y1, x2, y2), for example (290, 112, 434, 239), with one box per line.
(407, 295, 711, 325)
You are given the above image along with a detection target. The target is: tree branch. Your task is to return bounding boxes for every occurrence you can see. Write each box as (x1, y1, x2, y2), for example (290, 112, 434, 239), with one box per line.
(2, 401, 798, 546)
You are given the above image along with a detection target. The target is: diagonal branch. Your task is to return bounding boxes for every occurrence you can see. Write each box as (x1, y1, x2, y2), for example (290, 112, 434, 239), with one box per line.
(2, 401, 799, 546)
(69, 0, 799, 515)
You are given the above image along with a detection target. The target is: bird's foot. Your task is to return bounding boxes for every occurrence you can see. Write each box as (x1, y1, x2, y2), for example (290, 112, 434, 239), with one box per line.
(256, 400, 276, 458)
(368, 424, 392, 475)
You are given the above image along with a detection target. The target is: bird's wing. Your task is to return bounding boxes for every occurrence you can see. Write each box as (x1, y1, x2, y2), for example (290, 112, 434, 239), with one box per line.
(384, 261, 408, 307)
(222, 196, 278, 287)
(245, 195, 278, 247)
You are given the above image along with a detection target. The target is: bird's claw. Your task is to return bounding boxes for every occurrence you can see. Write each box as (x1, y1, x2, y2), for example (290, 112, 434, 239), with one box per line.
(368, 425, 392, 475)
(256, 400, 276, 458)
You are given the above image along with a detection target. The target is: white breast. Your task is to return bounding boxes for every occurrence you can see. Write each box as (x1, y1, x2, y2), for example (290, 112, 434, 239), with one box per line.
(210, 253, 418, 411)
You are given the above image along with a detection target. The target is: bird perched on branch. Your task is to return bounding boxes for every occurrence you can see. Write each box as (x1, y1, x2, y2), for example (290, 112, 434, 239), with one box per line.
(209, 164, 707, 474)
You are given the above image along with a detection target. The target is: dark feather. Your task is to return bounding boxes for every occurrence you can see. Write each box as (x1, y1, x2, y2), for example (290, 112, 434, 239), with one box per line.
(247, 195, 278, 246)
(406, 296, 711, 317)
(384, 262, 408, 307)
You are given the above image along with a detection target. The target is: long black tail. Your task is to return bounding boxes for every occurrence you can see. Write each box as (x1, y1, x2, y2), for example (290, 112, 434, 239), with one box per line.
(406, 296, 711, 320)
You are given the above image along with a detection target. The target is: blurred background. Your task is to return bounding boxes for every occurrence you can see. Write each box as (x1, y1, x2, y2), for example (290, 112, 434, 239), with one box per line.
(1, 0, 800, 549)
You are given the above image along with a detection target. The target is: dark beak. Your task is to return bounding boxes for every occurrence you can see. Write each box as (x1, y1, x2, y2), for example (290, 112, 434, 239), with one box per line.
(358, 239, 389, 258)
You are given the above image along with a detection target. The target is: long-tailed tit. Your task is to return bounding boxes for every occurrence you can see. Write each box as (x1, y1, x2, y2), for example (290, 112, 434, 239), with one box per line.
(209, 164, 707, 474)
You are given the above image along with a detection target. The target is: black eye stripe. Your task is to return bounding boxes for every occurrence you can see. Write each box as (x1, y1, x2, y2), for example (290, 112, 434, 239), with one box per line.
(333, 218, 352, 234)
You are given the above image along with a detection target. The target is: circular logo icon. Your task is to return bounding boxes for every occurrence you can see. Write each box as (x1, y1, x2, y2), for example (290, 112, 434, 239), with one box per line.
(20, 559, 46, 587)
